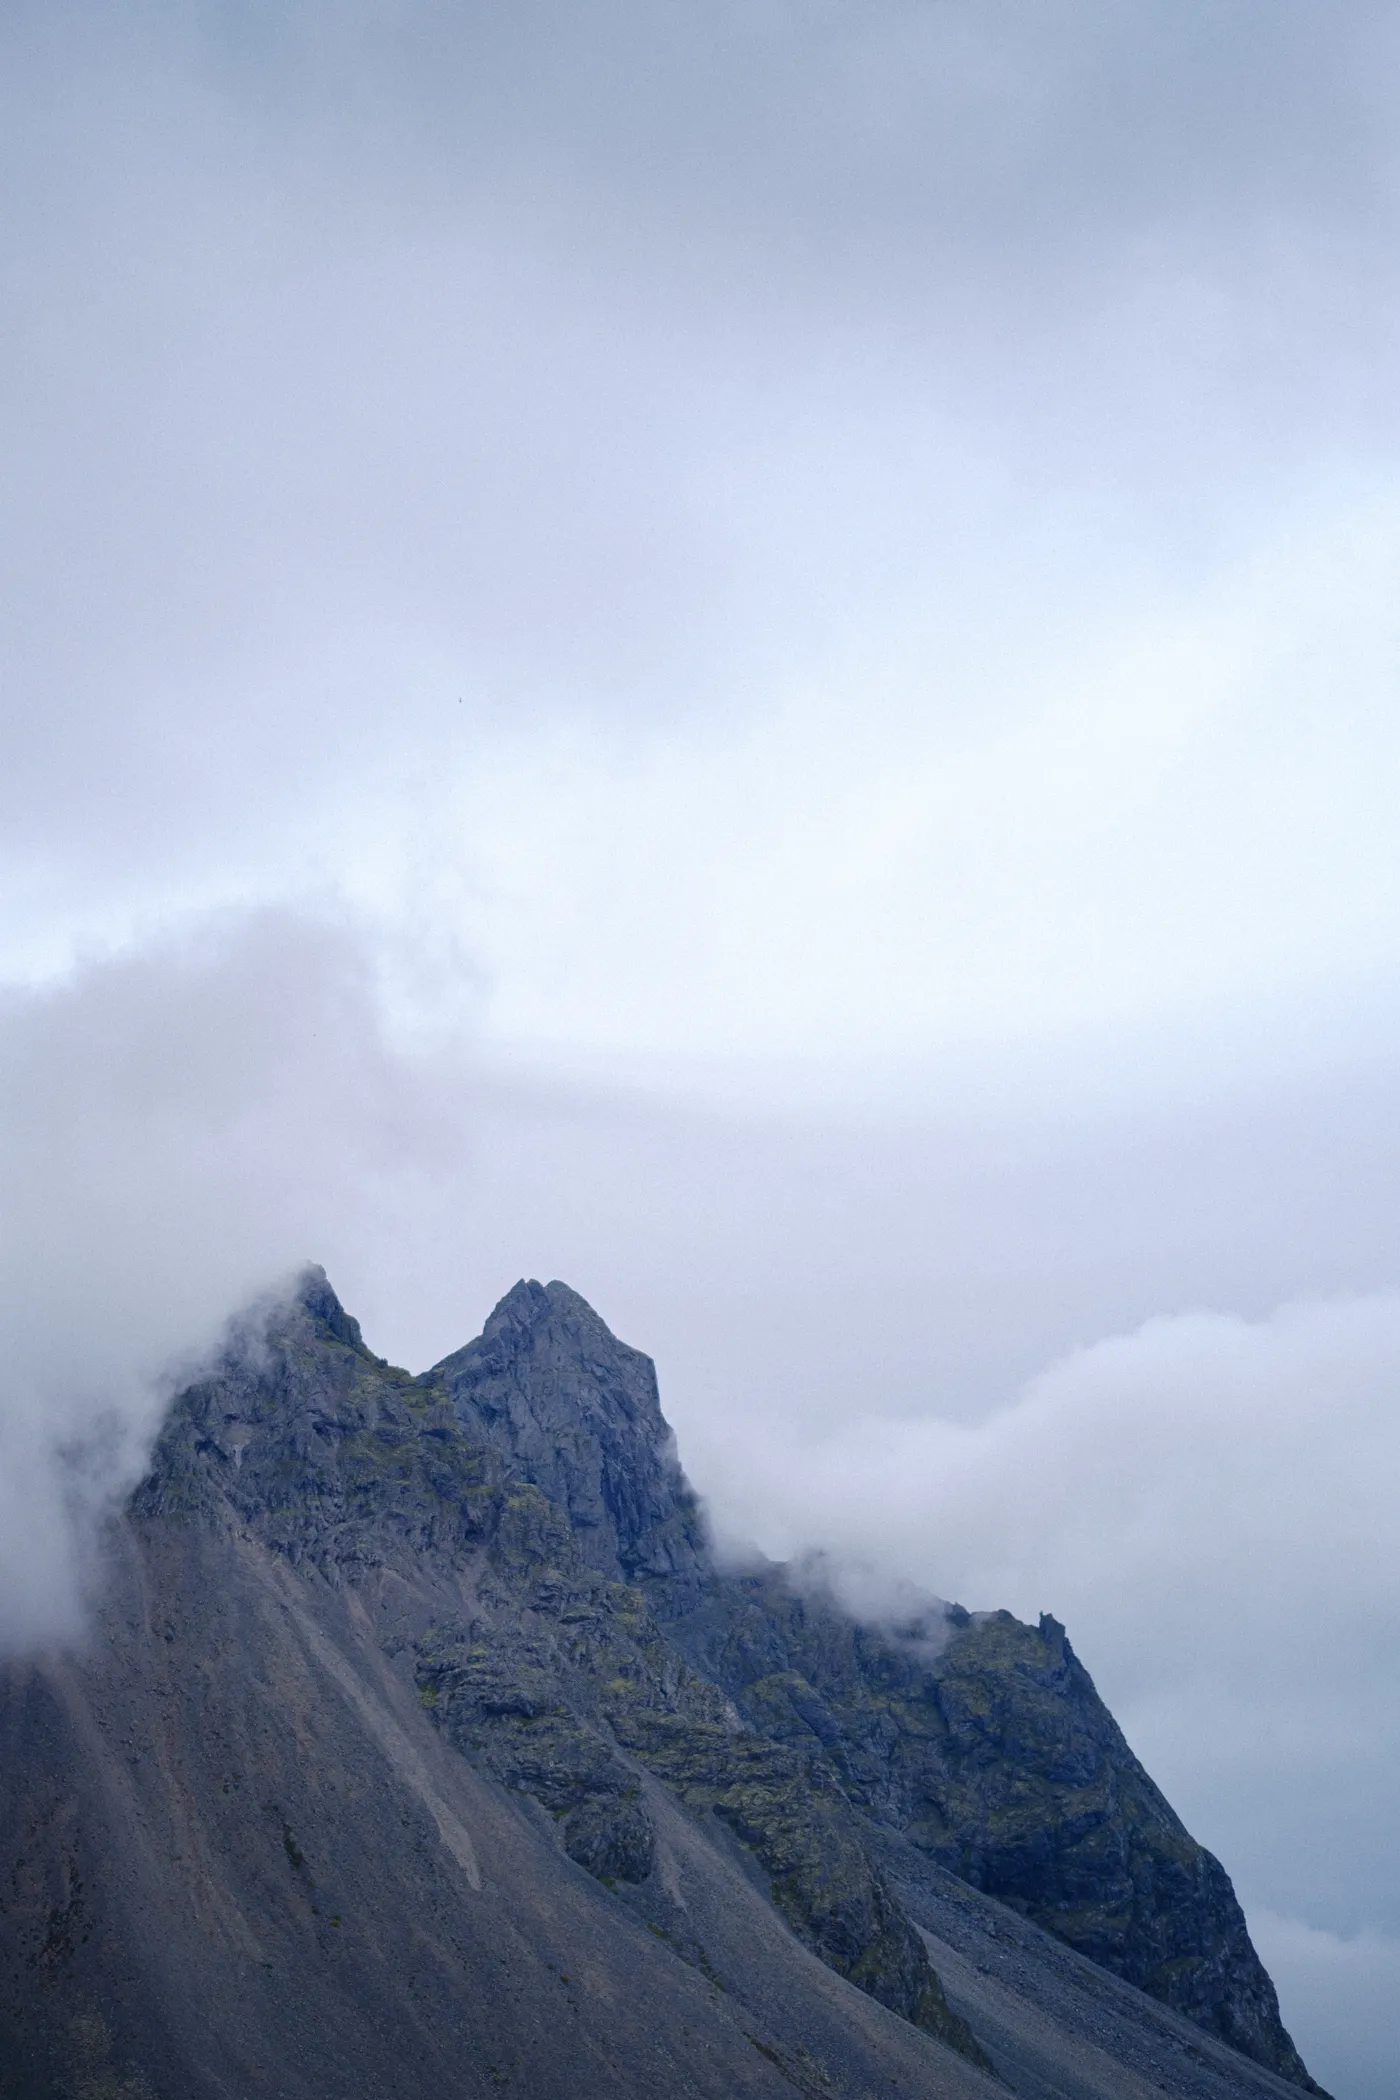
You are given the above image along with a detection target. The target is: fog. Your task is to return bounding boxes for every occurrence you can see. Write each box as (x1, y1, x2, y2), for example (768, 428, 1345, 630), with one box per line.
(4, 5, 1400, 2091)
(0, 913, 449, 1642)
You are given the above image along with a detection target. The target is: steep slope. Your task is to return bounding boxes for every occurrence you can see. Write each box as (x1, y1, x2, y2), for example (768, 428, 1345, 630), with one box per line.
(0, 1271, 1324, 2100)
(444, 1278, 1319, 2090)
(0, 1522, 999, 2100)
(666, 1577, 1308, 2077)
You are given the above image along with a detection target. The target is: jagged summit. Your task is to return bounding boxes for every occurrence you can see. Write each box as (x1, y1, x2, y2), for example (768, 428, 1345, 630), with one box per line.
(0, 1271, 1326, 2100)
(433, 1276, 711, 1593)
(296, 1261, 373, 1354)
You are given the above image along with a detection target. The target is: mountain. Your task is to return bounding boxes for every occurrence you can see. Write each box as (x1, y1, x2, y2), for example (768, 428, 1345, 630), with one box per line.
(0, 1270, 1326, 2100)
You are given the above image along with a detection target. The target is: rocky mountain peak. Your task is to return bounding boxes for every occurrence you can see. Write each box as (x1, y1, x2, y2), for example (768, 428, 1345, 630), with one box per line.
(431, 1278, 710, 1592)
(92, 1270, 1325, 2099)
(294, 1262, 373, 1355)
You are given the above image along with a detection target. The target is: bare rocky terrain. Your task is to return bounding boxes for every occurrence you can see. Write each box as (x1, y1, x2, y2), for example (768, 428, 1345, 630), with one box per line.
(0, 1272, 1327, 2099)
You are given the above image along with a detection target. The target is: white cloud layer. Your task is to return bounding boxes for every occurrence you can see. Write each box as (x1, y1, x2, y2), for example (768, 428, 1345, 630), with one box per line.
(0, 913, 467, 1646)
(5, 1, 1400, 1091)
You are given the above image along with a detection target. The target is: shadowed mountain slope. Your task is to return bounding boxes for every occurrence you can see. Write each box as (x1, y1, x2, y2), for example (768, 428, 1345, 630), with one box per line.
(0, 1272, 1325, 2100)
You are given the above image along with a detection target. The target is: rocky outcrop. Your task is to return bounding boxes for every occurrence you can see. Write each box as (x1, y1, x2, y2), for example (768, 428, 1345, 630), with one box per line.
(144, 1275, 982, 2064)
(0, 1268, 1326, 2100)
(662, 1574, 1317, 2087)
(413, 1479, 978, 2059)
(424, 1274, 1320, 2091)
(434, 1279, 711, 1594)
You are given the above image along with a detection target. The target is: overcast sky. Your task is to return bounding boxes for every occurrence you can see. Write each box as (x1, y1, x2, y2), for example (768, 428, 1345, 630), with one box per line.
(4, 6, 1400, 2091)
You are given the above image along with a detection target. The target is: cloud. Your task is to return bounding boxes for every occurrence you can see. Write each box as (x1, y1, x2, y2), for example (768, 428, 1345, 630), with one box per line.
(683, 1293, 1400, 2022)
(0, 909, 473, 1649)
(1247, 1911, 1400, 2100)
(8, 2, 1400, 1090)
(6, 1, 1400, 1006)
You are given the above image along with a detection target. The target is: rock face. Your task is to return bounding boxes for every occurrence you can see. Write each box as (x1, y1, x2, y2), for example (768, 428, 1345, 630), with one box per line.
(0, 1271, 1326, 2100)
(663, 1580, 1304, 2075)
(434, 1278, 710, 1593)
(429, 1279, 1318, 2088)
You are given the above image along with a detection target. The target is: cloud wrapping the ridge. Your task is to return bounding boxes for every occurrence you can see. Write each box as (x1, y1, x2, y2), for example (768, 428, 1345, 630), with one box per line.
(688, 1295, 1400, 1931)
(0, 911, 470, 1649)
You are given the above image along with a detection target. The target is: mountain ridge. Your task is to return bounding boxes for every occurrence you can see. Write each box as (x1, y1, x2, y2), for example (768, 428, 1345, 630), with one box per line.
(0, 1268, 1326, 2100)
(435, 1273, 1319, 2087)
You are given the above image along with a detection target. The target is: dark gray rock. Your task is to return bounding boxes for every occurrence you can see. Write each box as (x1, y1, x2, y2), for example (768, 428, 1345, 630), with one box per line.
(423, 1275, 1323, 2091)
(0, 1269, 1327, 2100)
(434, 1278, 710, 1594)
(659, 1571, 1321, 2089)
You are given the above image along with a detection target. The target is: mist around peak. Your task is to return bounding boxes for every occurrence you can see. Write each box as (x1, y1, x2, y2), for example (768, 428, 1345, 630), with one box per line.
(0, 912, 462, 1652)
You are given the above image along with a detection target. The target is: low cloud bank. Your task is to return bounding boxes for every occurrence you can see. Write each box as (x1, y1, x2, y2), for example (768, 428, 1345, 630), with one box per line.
(686, 1291, 1400, 2095)
(695, 1291, 1400, 1659)
(0, 910, 470, 1649)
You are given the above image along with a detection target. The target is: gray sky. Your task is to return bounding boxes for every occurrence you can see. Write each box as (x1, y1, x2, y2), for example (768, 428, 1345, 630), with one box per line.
(3, 7, 1400, 2090)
